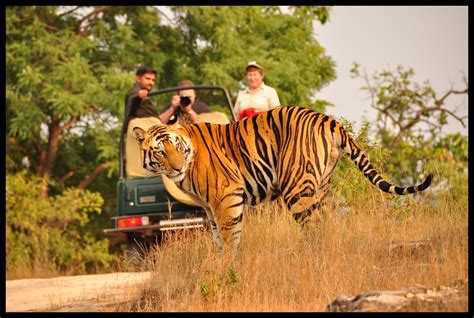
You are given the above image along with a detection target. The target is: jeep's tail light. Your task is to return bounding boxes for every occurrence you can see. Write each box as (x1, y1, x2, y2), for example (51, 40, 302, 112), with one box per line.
(117, 216, 150, 228)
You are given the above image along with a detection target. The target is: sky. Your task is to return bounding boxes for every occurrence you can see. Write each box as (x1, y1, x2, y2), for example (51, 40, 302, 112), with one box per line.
(313, 6, 468, 136)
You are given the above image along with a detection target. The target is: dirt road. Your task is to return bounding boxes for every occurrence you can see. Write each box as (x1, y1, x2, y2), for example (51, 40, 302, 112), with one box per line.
(6, 272, 152, 312)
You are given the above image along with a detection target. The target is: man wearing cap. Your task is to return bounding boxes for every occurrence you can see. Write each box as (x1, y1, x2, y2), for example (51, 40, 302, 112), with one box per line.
(234, 61, 281, 120)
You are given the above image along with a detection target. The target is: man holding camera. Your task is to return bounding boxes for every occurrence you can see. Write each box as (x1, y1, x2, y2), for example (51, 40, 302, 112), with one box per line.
(159, 80, 210, 125)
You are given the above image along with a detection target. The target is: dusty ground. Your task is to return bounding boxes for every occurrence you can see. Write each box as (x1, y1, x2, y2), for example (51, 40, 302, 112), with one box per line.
(6, 272, 152, 312)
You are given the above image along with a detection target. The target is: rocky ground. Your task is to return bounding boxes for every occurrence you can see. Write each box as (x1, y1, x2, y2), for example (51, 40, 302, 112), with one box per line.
(327, 279, 468, 312)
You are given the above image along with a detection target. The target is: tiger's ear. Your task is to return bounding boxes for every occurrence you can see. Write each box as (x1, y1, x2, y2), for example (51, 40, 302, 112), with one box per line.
(132, 127, 146, 144)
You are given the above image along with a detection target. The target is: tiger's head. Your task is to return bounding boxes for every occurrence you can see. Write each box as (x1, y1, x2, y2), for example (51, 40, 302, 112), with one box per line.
(132, 125, 194, 182)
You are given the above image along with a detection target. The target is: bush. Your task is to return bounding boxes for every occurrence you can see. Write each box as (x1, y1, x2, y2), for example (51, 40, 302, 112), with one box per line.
(6, 171, 115, 276)
(330, 120, 468, 212)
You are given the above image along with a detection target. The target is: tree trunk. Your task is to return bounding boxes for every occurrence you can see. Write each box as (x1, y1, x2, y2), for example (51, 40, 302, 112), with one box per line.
(36, 117, 78, 197)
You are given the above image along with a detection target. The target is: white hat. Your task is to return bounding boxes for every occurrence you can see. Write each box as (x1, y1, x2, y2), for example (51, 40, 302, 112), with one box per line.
(245, 61, 264, 72)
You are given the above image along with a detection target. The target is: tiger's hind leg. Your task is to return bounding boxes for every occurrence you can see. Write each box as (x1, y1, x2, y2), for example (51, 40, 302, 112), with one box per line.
(286, 182, 331, 228)
(285, 145, 340, 228)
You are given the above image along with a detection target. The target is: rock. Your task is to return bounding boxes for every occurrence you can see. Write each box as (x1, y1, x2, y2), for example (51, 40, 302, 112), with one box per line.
(327, 279, 467, 312)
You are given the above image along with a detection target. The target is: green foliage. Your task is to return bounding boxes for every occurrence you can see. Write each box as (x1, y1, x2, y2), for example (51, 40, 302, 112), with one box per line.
(331, 117, 468, 214)
(432, 133, 468, 169)
(170, 6, 336, 110)
(6, 171, 115, 273)
(423, 133, 468, 212)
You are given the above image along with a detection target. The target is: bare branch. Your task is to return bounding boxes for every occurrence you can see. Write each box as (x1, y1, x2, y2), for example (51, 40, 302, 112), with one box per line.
(421, 106, 467, 128)
(75, 6, 115, 36)
(436, 87, 469, 107)
(151, 6, 175, 25)
(78, 161, 114, 189)
(59, 171, 75, 190)
(58, 6, 83, 17)
(360, 69, 377, 110)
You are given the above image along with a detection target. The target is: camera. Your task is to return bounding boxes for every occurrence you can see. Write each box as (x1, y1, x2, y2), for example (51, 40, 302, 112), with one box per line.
(179, 95, 191, 107)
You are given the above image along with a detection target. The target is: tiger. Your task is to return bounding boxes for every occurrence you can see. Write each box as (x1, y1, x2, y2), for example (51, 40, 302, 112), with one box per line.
(132, 106, 432, 252)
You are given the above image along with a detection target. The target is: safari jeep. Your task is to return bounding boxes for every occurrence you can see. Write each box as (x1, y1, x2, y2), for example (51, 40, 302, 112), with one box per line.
(103, 85, 236, 253)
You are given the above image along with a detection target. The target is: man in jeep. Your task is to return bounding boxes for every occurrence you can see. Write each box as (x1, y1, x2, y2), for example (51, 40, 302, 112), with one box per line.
(159, 80, 210, 125)
(124, 66, 163, 177)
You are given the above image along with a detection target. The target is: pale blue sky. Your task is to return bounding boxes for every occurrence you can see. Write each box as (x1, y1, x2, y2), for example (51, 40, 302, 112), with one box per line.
(314, 6, 468, 136)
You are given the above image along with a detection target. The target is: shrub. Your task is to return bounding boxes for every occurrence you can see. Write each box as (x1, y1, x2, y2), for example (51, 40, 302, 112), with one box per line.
(6, 171, 115, 276)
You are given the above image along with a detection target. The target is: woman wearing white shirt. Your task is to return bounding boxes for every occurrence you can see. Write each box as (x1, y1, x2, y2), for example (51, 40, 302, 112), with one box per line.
(234, 61, 280, 120)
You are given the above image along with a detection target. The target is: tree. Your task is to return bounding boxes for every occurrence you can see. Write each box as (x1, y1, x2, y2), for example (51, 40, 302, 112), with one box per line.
(349, 63, 468, 181)
(7, 6, 336, 198)
(6, 6, 149, 197)
(350, 63, 468, 148)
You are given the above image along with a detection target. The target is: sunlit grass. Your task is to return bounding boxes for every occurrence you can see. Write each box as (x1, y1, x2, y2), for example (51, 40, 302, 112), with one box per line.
(116, 187, 468, 312)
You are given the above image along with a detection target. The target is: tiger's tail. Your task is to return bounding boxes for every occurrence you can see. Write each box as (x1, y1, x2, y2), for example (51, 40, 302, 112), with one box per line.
(334, 120, 432, 195)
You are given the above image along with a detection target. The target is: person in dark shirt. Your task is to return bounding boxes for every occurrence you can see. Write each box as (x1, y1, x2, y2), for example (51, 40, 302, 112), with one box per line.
(125, 67, 160, 121)
(125, 66, 162, 177)
(159, 80, 210, 125)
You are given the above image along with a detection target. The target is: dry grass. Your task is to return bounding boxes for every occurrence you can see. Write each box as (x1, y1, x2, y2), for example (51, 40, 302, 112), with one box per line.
(116, 189, 468, 312)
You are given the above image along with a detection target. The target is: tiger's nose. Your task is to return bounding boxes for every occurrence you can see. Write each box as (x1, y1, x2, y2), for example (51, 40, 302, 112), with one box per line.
(172, 162, 184, 172)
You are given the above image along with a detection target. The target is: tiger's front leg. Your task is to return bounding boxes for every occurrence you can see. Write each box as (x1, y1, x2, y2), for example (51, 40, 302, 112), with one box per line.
(210, 187, 245, 253)
(204, 207, 224, 253)
(218, 205, 244, 252)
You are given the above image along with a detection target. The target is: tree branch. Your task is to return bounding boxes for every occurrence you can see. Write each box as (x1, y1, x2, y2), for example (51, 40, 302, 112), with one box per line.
(75, 6, 115, 36)
(436, 87, 469, 108)
(420, 106, 467, 128)
(59, 116, 79, 134)
(59, 171, 75, 190)
(151, 6, 175, 25)
(34, 142, 47, 175)
(58, 6, 83, 17)
(39, 116, 79, 178)
(78, 161, 114, 189)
